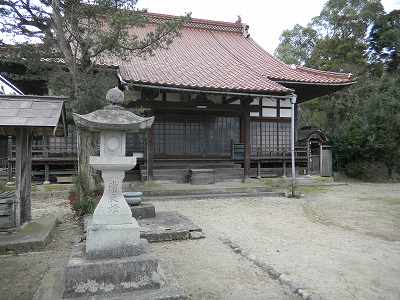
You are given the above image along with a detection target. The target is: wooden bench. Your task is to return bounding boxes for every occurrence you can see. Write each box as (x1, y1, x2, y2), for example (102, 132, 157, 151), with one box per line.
(189, 169, 215, 185)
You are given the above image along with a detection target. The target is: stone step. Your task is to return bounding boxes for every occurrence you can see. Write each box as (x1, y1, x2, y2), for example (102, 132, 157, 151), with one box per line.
(142, 168, 245, 175)
(143, 191, 284, 201)
(141, 187, 273, 197)
(140, 163, 241, 169)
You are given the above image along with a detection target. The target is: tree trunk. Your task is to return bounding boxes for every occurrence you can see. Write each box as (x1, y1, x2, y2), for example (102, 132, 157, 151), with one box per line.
(77, 128, 99, 196)
(15, 128, 32, 226)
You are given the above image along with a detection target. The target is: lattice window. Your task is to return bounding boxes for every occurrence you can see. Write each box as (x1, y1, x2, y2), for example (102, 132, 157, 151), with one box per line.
(250, 119, 290, 157)
(152, 114, 239, 156)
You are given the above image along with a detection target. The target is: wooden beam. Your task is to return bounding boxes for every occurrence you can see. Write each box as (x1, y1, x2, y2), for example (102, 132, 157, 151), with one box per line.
(132, 100, 244, 114)
(222, 96, 240, 104)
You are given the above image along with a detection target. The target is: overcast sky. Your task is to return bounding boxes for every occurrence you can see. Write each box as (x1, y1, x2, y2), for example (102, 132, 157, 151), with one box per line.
(137, 0, 399, 54)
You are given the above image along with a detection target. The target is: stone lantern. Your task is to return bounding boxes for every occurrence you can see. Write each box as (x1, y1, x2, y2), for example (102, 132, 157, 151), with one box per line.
(64, 88, 164, 297)
(73, 87, 154, 257)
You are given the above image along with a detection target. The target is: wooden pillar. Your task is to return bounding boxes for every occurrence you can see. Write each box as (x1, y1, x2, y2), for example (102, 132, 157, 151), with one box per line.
(7, 136, 13, 183)
(282, 160, 287, 177)
(15, 127, 32, 226)
(241, 99, 251, 181)
(147, 127, 154, 181)
(43, 136, 50, 184)
(7, 161, 13, 183)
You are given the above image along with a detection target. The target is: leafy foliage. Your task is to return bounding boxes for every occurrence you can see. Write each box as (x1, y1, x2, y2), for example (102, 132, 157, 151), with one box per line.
(275, 0, 400, 179)
(274, 25, 318, 66)
(369, 9, 400, 72)
(0, 0, 190, 196)
(0, 0, 190, 112)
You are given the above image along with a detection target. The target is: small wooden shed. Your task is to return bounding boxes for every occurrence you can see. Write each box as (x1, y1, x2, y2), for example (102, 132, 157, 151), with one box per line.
(0, 95, 67, 229)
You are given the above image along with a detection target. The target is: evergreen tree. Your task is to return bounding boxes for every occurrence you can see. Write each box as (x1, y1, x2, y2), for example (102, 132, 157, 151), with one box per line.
(275, 0, 400, 179)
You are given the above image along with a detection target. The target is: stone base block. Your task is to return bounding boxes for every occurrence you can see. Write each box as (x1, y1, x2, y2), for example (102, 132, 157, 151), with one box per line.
(131, 203, 156, 219)
(86, 221, 142, 259)
(64, 244, 164, 298)
(86, 238, 148, 259)
(139, 211, 203, 242)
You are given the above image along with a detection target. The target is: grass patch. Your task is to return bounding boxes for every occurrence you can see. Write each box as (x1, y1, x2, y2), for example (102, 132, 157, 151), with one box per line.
(0, 181, 41, 193)
(142, 181, 162, 189)
(0, 182, 15, 192)
(42, 184, 70, 192)
(313, 176, 333, 182)
(358, 196, 400, 205)
(262, 178, 290, 190)
(381, 197, 400, 205)
(238, 180, 265, 188)
(296, 185, 329, 194)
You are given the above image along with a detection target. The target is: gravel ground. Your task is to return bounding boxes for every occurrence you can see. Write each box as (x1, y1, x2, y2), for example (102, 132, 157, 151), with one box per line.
(1, 182, 400, 300)
(152, 183, 400, 300)
(150, 234, 297, 300)
(0, 195, 80, 300)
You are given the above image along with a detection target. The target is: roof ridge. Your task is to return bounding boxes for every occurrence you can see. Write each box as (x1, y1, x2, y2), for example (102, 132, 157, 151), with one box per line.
(145, 11, 245, 33)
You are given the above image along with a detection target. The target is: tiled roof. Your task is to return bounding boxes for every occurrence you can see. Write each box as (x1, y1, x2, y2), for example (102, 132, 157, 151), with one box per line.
(102, 13, 354, 94)
(0, 95, 67, 136)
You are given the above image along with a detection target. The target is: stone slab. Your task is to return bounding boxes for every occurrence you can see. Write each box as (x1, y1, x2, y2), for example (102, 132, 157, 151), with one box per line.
(131, 203, 156, 219)
(0, 214, 57, 254)
(139, 211, 203, 243)
(189, 169, 216, 185)
(85, 212, 203, 243)
(64, 244, 164, 298)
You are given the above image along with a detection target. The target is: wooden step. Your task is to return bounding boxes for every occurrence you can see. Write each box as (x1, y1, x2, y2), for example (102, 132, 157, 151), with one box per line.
(141, 162, 241, 169)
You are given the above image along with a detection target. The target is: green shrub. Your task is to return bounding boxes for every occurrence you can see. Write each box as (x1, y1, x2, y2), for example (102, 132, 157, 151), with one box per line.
(72, 196, 97, 216)
(69, 175, 100, 216)
(345, 161, 369, 179)
(0, 181, 6, 192)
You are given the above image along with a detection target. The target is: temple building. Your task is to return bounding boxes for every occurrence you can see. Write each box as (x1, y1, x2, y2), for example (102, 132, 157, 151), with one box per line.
(1, 13, 354, 183)
(101, 13, 353, 182)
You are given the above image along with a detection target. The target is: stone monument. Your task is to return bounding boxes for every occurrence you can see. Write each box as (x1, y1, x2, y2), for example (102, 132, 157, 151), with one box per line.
(63, 87, 170, 298)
